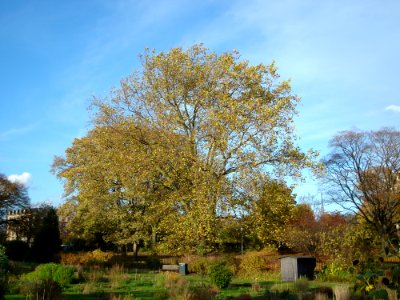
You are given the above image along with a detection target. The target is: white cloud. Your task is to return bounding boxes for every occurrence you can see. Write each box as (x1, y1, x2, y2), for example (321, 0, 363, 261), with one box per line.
(385, 105, 400, 113)
(8, 172, 32, 186)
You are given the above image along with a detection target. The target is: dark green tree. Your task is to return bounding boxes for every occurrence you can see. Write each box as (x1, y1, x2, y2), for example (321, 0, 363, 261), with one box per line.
(31, 206, 61, 262)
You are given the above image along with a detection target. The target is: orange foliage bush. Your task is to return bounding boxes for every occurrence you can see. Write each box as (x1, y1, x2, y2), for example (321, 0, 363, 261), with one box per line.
(60, 250, 114, 266)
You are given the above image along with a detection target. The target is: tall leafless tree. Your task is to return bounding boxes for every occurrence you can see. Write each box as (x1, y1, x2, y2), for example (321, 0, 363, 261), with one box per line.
(323, 128, 400, 255)
(0, 173, 29, 222)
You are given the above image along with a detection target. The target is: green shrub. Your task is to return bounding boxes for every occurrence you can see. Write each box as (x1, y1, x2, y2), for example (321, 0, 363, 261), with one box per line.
(318, 262, 354, 282)
(189, 256, 211, 276)
(208, 262, 233, 289)
(368, 288, 388, 300)
(238, 252, 265, 277)
(19, 263, 74, 299)
(52, 265, 75, 286)
(188, 255, 237, 277)
(23, 263, 74, 287)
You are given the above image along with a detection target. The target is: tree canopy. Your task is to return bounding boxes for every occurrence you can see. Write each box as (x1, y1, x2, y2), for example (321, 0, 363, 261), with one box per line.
(323, 127, 400, 255)
(53, 45, 317, 253)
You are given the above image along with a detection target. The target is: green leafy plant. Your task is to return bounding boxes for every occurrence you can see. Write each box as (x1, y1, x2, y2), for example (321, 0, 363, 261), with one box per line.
(19, 263, 74, 299)
(22, 263, 74, 285)
(208, 262, 233, 289)
(368, 288, 389, 300)
(318, 262, 354, 282)
(355, 270, 383, 294)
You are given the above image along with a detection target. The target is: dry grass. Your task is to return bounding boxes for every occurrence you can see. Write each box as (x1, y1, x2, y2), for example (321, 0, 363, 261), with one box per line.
(84, 265, 105, 283)
(153, 271, 217, 300)
(333, 285, 350, 300)
(82, 283, 97, 295)
(386, 288, 397, 300)
(314, 292, 328, 300)
(108, 264, 129, 289)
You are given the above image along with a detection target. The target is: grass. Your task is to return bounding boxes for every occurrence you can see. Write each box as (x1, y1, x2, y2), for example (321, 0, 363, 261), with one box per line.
(5, 272, 279, 299)
(5, 265, 355, 300)
(63, 272, 172, 300)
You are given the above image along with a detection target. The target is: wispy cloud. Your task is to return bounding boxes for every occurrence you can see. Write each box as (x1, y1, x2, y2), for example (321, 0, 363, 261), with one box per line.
(385, 105, 400, 113)
(0, 123, 38, 140)
(8, 172, 32, 186)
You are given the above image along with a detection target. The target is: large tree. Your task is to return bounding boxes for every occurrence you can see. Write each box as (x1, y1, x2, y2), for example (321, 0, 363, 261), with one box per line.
(244, 178, 296, 248)
(54, 45, 317, 253)
(323, 128, 400, 255)
(281, 203, 319, 254)
(0, 173, 29, 224)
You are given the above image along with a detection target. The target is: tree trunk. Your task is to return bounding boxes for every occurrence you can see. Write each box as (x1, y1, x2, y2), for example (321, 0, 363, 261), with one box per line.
(151, 227, 157, 248)
(133, 242, 139, 258)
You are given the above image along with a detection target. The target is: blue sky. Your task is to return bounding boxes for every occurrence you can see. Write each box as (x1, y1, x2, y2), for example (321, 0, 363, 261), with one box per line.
(1, 0, 399, 208)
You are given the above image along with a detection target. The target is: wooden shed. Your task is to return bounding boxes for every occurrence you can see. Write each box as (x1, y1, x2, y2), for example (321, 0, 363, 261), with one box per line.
(280, 256, 316, 281)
